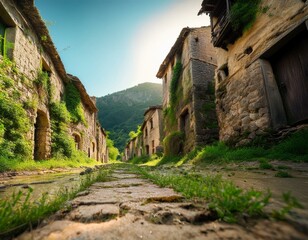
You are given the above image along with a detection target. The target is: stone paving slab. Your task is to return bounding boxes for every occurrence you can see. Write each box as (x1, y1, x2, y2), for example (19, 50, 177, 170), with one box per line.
(17, 167, 308, 240)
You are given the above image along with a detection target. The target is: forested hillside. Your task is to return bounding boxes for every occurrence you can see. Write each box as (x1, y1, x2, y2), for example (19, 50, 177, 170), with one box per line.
(96, 82, 162, 151)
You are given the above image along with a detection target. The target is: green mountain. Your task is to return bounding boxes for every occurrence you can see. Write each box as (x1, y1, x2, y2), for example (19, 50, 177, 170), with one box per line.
(96, 82, 162, 152)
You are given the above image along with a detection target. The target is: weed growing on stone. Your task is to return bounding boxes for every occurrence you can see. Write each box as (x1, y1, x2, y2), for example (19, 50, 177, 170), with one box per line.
(132, 165, 270, 223)
(259, 159, 274, 170)
(0, 167, 113, 239)
(64, 82, 87, 126)
(272, 192, 303, 220)
(275, 170, 292, 178)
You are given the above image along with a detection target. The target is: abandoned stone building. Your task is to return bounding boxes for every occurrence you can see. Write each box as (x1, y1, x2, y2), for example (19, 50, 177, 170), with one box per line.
(199, 0, 308, 145)
(156, 27, 218, 154)
(124, 105, 163, 161)
(141, 105, 163, 156)
(124, 137, 139, 161)
(0, 0, 107, 161)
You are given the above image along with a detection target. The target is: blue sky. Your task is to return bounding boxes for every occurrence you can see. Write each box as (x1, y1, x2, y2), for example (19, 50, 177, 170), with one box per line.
(35, 0, 210, 97)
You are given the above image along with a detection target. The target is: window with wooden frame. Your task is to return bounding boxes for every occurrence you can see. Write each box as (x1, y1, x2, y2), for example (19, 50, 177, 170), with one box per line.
(0, 5, 16, 59)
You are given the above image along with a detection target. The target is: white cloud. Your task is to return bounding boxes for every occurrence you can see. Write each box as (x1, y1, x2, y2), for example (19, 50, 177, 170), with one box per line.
(128, 0, 210, 86)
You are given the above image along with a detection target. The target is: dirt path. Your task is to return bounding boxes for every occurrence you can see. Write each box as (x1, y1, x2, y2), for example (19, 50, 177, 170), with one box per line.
(17, 166, 307, 240)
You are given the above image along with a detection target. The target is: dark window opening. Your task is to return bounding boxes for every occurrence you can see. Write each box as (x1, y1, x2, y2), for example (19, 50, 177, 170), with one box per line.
(145, 145, 150, 155)
(180, 109, 190, 138)
(92, 142, 95, 153)
(34, 110, 49, 160)
(150, 118, 154, 129)
(41, 58, 52, 76)
(73, 134, 81, 150)
(221, 64, 229, 77)
(152, 140, 155, 154)
(244, 46, 253, 55)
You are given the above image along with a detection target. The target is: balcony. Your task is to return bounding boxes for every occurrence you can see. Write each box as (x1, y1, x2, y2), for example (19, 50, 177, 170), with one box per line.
(199, 0, 242, 50)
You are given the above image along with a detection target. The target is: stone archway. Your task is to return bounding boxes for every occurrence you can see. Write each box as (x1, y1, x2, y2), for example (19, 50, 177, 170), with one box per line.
(34, 110, 49, 160)
(73, 133, 82, 150)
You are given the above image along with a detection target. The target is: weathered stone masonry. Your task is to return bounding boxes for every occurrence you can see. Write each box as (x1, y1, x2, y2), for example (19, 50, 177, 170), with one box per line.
(0, 0, 107, 161)
(199, 0, 308, 145)
(124, 105, 163, 161)
(157, 27, 218, 154)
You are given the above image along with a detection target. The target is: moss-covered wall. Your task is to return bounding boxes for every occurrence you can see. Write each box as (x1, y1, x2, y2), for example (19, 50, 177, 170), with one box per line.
(161, 27, 218, 155)
(0, 0, 104, 161)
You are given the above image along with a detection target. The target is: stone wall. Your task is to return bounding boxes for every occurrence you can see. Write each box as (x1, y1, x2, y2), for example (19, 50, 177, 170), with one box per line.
(214, 0, 308, 145)
(0, 0, 105, 161)
(142, 107, 163, 156)
(159, 27, 218, 154)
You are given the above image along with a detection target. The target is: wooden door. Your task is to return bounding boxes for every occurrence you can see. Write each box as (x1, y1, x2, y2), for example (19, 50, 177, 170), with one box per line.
(271, 30, 308, 125)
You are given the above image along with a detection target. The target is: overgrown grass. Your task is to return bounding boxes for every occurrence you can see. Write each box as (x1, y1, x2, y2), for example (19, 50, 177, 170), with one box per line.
(259, 159, 274, 170)
(130, 129, 308, 167)
(132, 165, 270, 223)
(0, 166, 113, 239)
(129, 155, 151, 165)
(0, 151, 99, 173)
(188, 130, 308, 165)
(275, 170, 292, 178)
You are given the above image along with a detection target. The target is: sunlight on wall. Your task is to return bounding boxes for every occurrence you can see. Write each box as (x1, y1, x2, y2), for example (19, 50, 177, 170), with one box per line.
(129, 0, 210, 86)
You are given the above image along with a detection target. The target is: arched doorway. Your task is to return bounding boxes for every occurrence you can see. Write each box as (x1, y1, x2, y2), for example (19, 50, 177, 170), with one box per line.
(34, 110, 49, 160)
(72, 133, 82, 150)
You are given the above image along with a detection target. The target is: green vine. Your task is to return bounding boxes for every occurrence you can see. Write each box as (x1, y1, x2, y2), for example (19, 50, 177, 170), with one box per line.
(170, 62, 182, 106)
(34, 70, 49, 91)
(129, 125, 142, 140)
(163, 131, 185, 156)
(0, 58, 32, 159)
(230, 0, 261, 32)
(0, 33, 14, 58)
(64, 82, 87, 125)
(50, 101, 75, 158)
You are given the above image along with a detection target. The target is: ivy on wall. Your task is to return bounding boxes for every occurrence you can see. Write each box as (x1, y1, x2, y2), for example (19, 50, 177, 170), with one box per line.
(163, 131, 184, 156)
(64, 82, 87, 126)
(49, 101, 75, 158)
(170, 62, 182, 107)
(164, 61, 183, 133)
(0, 58, 32, 159)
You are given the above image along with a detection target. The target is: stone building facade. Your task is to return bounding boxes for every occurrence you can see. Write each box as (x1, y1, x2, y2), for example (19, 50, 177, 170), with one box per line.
(141, 106, 163, 156)
(199, 0, 308, 145)
(124, 105, 163, 161)
(0, 0, 107, 161)
(124, 137, 138, 161)
(156, 27, 218, 154)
